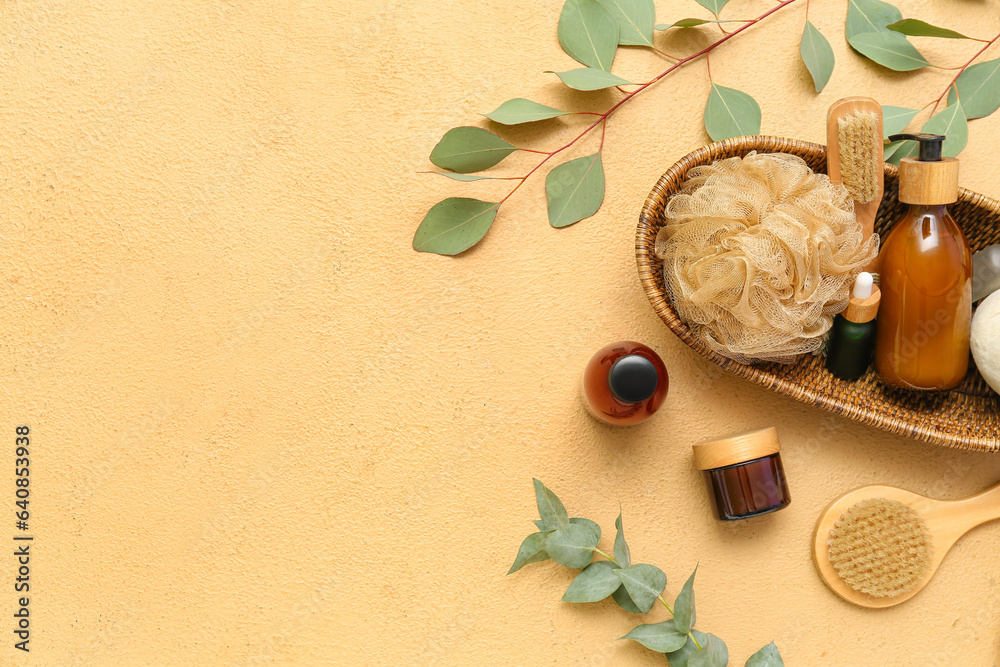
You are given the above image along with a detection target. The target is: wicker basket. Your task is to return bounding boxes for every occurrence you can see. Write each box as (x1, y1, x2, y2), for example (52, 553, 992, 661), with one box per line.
(636, 136, 1000, 452)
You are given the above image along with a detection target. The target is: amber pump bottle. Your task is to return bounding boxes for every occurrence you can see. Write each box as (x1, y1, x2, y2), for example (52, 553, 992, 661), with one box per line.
(874, 133, 972, 391)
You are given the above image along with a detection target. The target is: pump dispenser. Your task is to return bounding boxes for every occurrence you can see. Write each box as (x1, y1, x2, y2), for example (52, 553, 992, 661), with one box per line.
(873, 133, 972, 391)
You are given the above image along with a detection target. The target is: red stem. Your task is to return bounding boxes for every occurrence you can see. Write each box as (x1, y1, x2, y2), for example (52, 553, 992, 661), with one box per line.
(499, 0, 800, 206)
(931, 32, 1000, 114)
(652, 46, 680, 60)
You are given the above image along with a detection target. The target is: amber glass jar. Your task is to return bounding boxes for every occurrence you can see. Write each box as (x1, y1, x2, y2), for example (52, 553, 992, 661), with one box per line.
(581, 341, 668, 425)
(692, 427, 790, 521)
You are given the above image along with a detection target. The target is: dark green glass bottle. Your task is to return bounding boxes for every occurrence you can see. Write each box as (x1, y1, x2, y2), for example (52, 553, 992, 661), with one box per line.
(826, 272, 880, 382)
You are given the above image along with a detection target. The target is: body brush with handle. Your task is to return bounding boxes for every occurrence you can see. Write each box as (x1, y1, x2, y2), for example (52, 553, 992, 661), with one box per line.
(827, 97, 883, 271)
(813, 481, 1000, 608)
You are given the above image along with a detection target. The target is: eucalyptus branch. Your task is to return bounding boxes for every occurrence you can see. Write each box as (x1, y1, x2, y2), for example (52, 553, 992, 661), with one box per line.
(930, 31, 1000, 114)
(509, 480, 784, 667)
(413, 0, 799, 256)
(591, 546, 617, 565)
(497, 0, 796, 206)
(415, 0, 1000, 256)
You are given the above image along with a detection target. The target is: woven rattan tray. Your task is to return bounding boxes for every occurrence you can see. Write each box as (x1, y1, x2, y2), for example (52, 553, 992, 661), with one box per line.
(636, 136, 1000, 452)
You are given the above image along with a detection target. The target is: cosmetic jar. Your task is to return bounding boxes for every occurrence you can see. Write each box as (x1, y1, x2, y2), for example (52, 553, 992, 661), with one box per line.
(692, 427, 790, 521)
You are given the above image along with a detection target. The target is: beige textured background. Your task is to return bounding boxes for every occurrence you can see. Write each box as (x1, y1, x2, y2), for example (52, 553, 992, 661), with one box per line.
(2, 0, 1000, 664)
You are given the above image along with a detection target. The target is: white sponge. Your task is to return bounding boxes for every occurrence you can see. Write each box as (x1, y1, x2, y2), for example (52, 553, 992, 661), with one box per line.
(971, 290, 1000, 395)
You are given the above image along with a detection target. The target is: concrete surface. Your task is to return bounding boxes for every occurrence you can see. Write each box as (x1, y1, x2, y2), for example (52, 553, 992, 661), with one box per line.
(2, 0, 1000, 664)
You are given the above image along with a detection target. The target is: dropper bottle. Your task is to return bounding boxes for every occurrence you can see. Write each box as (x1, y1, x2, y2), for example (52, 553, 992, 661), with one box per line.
(873, 133, 972, 391)
(826, 272, 880, 381)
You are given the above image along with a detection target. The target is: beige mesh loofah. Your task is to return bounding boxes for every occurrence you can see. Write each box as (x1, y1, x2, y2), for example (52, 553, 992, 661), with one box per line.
(655, 152, 878, 364)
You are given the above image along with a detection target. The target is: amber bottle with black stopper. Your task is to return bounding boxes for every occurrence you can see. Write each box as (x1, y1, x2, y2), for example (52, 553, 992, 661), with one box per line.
(826, 272, 881, 381)
(581, 341, 668, 425)
(874, 133, 972, 391)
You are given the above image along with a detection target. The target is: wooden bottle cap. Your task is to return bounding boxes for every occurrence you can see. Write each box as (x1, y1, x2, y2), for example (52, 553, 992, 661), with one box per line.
(844, 284, 881, 323)
(692, 427, 780, 471)
(898, 157, 959, 205)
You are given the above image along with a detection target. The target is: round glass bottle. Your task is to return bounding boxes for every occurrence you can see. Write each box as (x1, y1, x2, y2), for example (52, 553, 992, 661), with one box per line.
(581, 341, 668, 425)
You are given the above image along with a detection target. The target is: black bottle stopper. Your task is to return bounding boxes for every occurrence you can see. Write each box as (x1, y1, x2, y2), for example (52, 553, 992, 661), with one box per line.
(608, 355, 658, 403)
(888, 133, 944, 162)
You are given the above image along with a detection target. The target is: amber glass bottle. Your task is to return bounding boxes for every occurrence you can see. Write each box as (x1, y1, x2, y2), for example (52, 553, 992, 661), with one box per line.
(874, 134, 972, 391)
(581, 341, 668, 425)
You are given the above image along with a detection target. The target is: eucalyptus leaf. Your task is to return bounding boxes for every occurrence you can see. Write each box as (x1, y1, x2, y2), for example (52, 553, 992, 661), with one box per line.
(562, 561, 621, 602)
(611, 584, 644, 613)
(413, 198, 500, 256)
(558, 0, 619, 71)
(884, 139, 913, 166)
(508, 531, 552, 574)
(704, 84, 761, 141)
(597, 0, 655, 46)
(429, 127, 517, 173)
(545, 523, 600, 568)
(613, 511, 631, 568)
(533, 478, 569, 530)
(665, 630, 710, 667)
(613, 564, 666, 613)
(570, 517, 601, 542)
(657, 19, 713, 29)
(673, 565, 697, 633)
(845, 0, 902, 40)
(548, 68, 632, 91)
(921, 101, 968, 158)
(948, 58, 1000, 120)
(745, 641, 785, 667)
(848, 31, 929, 71)
(881, 105, 919, 138)
(533, 519, 547, 530)
(546, 153, 605, 228)
(485, 98, 568, 125)
(800, 21, 835, 92)
(695, 0, 728, 16)
(886, 19, 970, 39)
(688, 634, 729, 667)
(424, 172, 503, 181)
(620, 619, 688, 652)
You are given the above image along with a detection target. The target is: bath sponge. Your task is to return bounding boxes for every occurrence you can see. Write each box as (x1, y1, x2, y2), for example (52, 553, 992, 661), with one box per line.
(655, 152, 878, 364)
(971, 290, 1000, 395)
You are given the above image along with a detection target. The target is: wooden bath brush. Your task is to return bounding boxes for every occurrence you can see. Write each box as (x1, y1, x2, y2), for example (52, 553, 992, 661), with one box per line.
(813, 482, 1000, 608)
(827, 97, 883, 271)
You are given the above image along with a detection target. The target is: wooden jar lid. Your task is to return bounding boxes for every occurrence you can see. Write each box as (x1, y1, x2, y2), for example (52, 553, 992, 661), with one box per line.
(692, 427, 780, 471)
(844, 284, 881, 323)
(898, 157, 959, 205)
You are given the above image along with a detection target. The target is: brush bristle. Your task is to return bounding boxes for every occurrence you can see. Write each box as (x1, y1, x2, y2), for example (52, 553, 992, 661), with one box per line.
(837, 111, 881, 204)
(826, 497, 932, 598)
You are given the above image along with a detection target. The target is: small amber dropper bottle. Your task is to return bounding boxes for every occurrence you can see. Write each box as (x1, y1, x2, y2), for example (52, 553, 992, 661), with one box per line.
(874, 133, 972, 391)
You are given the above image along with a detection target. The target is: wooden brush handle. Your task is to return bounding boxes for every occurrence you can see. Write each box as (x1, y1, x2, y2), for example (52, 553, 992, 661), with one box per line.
(952, 481, 1000, 533)
(855, 199, 879, 272)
